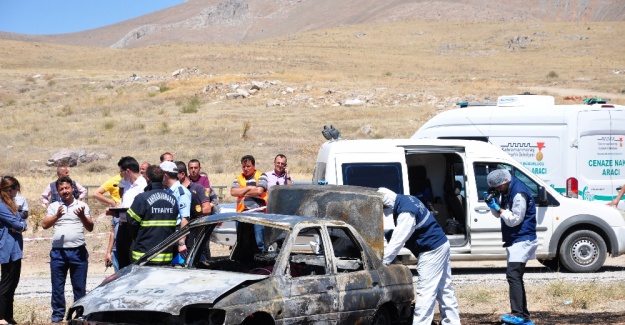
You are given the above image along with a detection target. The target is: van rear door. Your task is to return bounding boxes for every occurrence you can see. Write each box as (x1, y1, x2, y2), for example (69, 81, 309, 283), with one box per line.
(577, 109, 625, 202)
(333, 148, 408, 193)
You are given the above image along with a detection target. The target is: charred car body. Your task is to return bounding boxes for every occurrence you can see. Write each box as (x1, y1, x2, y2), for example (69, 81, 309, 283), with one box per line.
(68, 185, 415, 325)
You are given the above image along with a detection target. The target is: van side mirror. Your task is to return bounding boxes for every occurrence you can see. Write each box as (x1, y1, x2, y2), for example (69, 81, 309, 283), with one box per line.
(537, 186, 548, 205)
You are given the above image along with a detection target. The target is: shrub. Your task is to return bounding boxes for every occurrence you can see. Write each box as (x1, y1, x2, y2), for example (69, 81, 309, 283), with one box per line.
(159, 84, 171, 92)
(160, 121, 170, 134)
(241, 121, 251, 140)
(60, 105, 73, 116)
(546, 71, 559, 78)
(104, 121, 115, 130)
(180, 96, 201, 113)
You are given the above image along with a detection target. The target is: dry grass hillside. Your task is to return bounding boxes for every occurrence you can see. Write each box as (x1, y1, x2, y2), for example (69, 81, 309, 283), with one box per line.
(1, 19, 625, 210)
(1, 0, 625, 48)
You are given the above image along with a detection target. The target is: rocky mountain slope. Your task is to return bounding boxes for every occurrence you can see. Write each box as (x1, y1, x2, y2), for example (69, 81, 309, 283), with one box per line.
(2, 0, 625, 48)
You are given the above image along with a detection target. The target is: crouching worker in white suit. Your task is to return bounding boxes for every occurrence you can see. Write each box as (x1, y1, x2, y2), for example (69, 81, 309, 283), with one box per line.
(378, 188, 461, 325)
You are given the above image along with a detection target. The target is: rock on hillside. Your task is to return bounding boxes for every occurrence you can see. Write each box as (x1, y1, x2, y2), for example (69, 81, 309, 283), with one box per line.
(1, 0, 624, 48)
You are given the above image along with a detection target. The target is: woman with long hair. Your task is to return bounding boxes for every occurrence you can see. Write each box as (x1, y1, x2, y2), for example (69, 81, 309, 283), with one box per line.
(0, 176, 27, 325)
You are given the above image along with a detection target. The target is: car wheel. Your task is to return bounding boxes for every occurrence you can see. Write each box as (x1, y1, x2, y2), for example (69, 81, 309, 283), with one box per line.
(537, 258, 560, 271)
(372, 306, 391, 325)
(558, 230, 607, 273)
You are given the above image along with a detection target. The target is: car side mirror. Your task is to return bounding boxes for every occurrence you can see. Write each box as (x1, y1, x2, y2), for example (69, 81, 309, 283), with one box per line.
(537, 186, 548, 205)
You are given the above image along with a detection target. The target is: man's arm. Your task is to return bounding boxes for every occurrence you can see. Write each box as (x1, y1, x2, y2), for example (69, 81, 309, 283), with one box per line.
(383, 212, 416, 265)
(105, 230, 114, 267)
(608, 185, 625, 207)
(93, 186, 117, 207)
(207, 187, 219, 213)
(231, 175, 265, 197)
(41, 184, 51, 207)
(74, 181, 88, 200)
(74, 205, 94, 232)
(42, 204, 63, 229)
(245, 186, 266, 198)
(499, 193, 528, 227)
(178, 215, 189, 255)
(230, 186, 250, 197)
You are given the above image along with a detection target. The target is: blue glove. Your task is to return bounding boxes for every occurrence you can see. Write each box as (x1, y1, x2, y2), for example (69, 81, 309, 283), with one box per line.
(486, 199, 500, 211)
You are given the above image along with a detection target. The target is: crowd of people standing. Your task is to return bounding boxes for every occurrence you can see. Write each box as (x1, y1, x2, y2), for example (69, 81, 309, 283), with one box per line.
(0, 151, 294, 323)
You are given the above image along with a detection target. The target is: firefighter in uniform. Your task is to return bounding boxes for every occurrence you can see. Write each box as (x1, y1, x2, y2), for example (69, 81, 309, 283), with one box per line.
(127, 165, 179, 264)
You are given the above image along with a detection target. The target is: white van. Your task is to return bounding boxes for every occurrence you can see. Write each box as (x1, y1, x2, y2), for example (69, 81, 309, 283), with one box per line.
(412, 94, 625, 207)
(313, 138, 625, 272)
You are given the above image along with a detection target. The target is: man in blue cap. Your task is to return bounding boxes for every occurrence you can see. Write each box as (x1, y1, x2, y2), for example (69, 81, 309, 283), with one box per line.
(484, 169, 538, 325)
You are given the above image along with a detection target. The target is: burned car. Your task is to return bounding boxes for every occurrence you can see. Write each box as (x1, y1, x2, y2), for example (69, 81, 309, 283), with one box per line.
(68, 185, 415, 325)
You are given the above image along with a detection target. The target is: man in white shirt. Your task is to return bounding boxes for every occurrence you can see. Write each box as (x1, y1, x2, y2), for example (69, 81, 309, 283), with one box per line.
(108, 156, 147, 269)
(42, 176, 93, 323)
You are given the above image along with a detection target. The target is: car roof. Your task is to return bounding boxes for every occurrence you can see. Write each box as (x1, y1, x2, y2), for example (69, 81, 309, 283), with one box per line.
(195, 212, 346, 230)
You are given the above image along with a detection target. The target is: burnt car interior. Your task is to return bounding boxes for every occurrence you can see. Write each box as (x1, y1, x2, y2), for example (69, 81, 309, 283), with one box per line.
(141, 221, 367, 278)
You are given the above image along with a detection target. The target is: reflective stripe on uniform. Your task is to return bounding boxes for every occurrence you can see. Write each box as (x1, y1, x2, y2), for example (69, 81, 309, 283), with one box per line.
(132, 251, 174, 262)
(127, 208, 142, 223)
(140, 220, 177, 227)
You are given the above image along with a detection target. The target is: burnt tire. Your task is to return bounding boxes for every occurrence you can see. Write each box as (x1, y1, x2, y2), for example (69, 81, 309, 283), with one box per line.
(558, 230, 607, 273)
(537, 258, 561, 272)
(372, 306, 392, 325)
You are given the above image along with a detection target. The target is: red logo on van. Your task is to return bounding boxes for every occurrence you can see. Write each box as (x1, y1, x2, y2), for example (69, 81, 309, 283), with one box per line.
(536, 142, 545, 161)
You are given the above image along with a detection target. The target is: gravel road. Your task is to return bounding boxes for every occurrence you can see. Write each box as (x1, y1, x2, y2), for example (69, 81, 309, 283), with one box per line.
(17, 255, 625, 299)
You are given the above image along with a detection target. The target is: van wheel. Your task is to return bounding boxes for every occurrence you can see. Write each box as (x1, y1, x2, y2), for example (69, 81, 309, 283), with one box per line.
(558, 230, 607, 273)
(537, 258, 560, 271)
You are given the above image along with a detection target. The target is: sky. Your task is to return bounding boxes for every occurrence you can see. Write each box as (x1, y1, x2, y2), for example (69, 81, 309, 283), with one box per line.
(0, 0, 186, 35)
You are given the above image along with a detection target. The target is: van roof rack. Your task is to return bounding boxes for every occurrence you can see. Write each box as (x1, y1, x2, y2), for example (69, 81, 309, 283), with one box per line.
(456, 101, 497, 108)
(583, 97, 610, 105)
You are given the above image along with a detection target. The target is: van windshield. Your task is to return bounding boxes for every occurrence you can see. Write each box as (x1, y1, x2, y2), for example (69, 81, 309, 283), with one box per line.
(341, 162, 403, 193)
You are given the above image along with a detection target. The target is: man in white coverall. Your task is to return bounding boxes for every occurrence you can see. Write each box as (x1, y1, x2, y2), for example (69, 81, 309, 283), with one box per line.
(378, 188, 461, 325)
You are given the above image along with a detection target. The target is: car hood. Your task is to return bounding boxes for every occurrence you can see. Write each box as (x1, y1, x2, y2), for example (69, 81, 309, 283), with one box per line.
(74, 266, 268, 316)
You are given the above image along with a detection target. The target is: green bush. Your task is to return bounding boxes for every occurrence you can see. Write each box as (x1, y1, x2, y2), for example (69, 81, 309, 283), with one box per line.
(180, 96, 201, 113)
(546, 71, 559, 78)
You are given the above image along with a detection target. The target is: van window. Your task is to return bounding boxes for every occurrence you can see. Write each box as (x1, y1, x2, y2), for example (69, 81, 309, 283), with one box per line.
(342, 163, 404, 194)
(474, 162, 539, 199)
